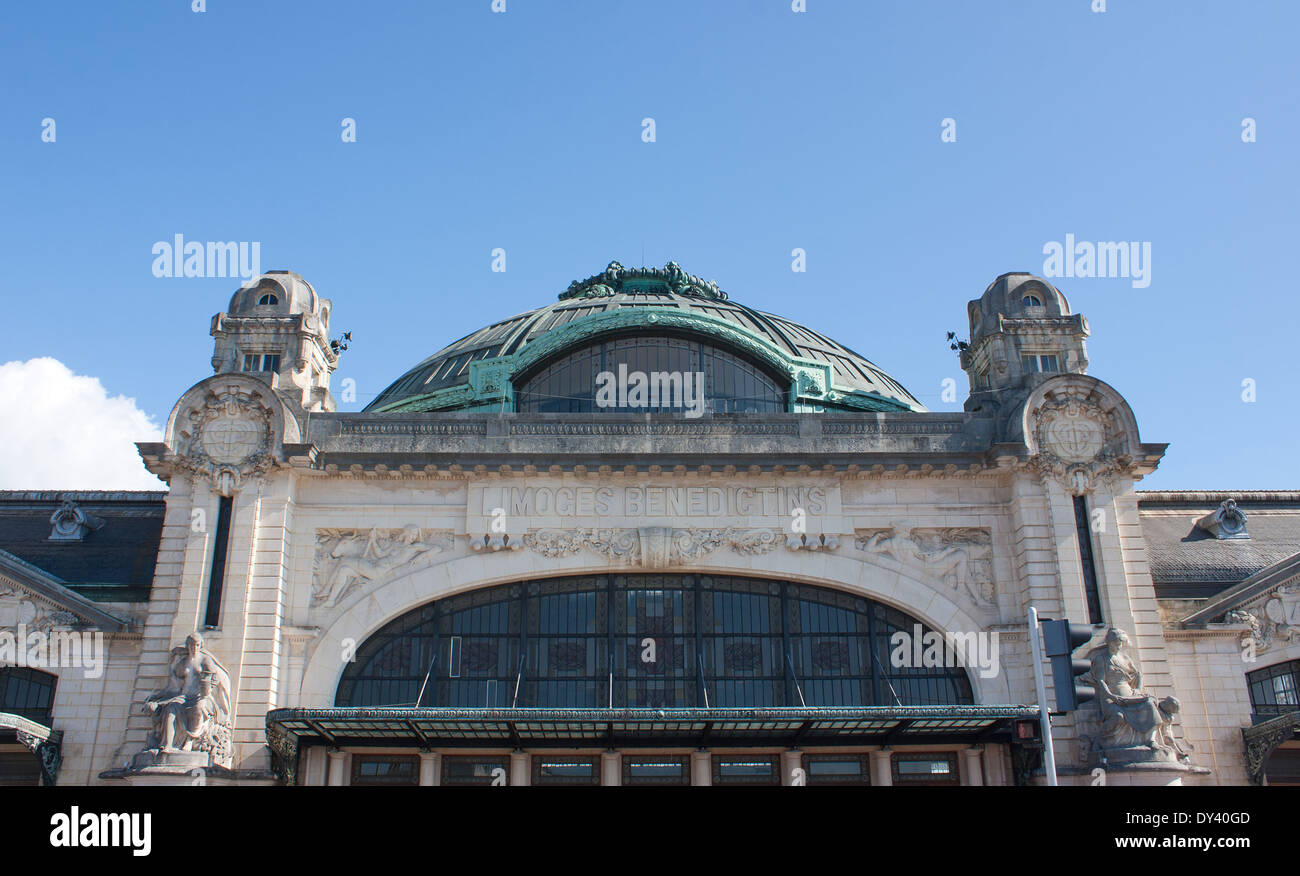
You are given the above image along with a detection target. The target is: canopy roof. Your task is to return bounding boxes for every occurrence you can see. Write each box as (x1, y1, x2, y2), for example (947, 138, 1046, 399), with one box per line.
(265, 705, 1035, 783)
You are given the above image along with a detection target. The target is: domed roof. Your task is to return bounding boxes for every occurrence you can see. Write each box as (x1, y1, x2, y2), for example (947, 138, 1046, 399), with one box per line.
(229, 271, 326, 320)
(366, 261, 923, 413)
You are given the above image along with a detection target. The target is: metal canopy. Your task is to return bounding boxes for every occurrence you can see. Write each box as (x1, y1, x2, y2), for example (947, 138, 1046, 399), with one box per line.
(265, 705, 1036, 784)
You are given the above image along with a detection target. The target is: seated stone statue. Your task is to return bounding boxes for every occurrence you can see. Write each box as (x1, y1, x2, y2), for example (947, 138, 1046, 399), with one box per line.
(144, 633, 232, 766)
(1081, 628, 1189, 764)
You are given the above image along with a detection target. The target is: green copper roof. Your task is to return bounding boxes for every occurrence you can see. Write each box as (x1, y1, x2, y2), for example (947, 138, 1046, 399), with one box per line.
(366, 262, 925, 413)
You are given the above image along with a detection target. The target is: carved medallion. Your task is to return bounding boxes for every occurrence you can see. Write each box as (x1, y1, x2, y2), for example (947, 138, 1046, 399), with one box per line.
(1042, 405, 1104, 462)
(1029, 390, 1130, 495)
(200, 411, 266, 465)
(175, 384, 275, 494)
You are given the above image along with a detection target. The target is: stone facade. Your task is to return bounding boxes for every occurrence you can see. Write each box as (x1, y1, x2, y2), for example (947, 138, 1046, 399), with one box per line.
(3, 267, 1297, 786)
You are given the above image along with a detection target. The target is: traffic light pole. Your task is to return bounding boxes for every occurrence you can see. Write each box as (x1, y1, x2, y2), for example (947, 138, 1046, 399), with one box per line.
(1027, 606, 1058, 786)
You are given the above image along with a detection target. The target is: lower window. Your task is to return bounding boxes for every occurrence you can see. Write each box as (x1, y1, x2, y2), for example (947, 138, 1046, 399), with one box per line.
(802, 753, 871, 785)
(891, 753, 958, 786)
(532, 756, 600, 786)
(441, 755, 509, 786)
(351, 754, 418, 786)
(622, 755, 690, 786)
(712, 755, 780, 786)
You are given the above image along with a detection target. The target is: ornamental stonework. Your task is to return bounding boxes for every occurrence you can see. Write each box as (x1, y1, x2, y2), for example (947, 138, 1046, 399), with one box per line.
(1228, 582, 1300, 655)
(174, 384, 275, 495)
(855, 526, 994, 604)
(519, 526, 784, 568)
(1029, 389, 1131, 495)
(312, 527, 454, 607)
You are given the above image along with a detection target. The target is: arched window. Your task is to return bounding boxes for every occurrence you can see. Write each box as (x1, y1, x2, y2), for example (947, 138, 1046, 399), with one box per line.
(514, 335, 787, 414)
(1022, 295, 1042, 308)
(0, 667, 57, 725)
(258, 293, 278, 306)
(335, 575, 975, 709)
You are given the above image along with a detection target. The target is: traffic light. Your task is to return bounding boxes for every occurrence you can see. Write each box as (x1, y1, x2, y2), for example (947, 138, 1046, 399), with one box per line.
(1041, 620, 1095, 712)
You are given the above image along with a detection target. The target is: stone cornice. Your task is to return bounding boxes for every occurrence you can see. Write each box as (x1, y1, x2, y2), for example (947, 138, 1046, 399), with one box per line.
(291, 411, 1053, 478)
(1137, 490, 1300, 506)
(0, 490, 167, 503)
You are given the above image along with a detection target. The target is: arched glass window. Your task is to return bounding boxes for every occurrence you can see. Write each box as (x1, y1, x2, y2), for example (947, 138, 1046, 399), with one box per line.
(1022, 295, 1042, 307)
(0, 667, 57, 724)
(258, 293, 278, 305)
(514, 335, 787, 414)
(335, 575, 975, 709)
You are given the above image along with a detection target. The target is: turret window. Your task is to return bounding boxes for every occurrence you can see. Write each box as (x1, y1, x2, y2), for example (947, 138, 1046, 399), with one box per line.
(242, 353, 281, 373)
(1022, 295, 1043, 307)
(257, 293, 278, 306)
(1021, 354, 1059, 373)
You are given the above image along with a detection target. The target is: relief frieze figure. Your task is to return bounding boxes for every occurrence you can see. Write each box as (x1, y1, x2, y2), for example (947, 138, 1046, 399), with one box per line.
(854, 526, 994, 604)
(312, 526, 453, 607)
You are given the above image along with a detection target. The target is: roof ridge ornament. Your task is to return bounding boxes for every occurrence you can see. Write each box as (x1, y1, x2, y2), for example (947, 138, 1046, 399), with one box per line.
(559, 260, 728, 301)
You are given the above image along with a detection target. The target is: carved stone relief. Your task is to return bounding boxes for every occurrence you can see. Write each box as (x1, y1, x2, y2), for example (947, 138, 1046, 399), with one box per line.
(174, 384, 275, 495)
(519, 527, 784, 569)
(1029, 389, 1132, 495)
(1228, 582, 1300, 654)
(854, 526, 994, 604)
(312, 527, 453, 607)
(0, 584, 82, 631)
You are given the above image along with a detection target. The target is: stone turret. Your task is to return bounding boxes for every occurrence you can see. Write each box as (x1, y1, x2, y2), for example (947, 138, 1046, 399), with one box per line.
(961, 272, 1089, 418)
(209, 271, 337, 413)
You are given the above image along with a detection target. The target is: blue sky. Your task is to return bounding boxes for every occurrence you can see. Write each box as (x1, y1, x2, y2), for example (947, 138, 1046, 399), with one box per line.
(2, 1, 1297, 490)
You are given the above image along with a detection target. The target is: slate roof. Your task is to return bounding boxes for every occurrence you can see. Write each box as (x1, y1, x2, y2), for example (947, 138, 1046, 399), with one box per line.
(1137, 491, 1300, 590)
(0, 491, 166, 599)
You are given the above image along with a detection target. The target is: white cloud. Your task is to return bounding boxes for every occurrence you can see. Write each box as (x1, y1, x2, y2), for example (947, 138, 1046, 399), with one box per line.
(0, 358, 165, 490)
